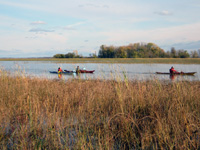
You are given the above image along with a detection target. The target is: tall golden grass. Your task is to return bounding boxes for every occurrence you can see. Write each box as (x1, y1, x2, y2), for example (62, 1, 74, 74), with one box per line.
(0, 70, 199, 149)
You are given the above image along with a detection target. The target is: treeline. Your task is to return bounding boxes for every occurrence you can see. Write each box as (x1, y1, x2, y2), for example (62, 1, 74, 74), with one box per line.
(53, 42, 200, 58)
(53, 53, 82, 58)
(98, 43, 200, 58)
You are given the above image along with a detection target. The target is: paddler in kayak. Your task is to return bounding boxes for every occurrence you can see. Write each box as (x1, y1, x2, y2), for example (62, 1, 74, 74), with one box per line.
(169, 66, 179, 74)
(76, 66, 80, 73)
(58, 67, 63, 73)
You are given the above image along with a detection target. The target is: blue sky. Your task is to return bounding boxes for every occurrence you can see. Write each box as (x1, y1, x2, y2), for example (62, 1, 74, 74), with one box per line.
(0, 0, 200, 57)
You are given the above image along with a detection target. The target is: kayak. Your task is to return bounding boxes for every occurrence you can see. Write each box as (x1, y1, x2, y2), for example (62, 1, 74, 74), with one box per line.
(51, 69, 95, 74)
(156, 72, 196, 75)
(64, 69, 95, 73)
(49, 71, 75, 74)
(79, 70, 95, 73)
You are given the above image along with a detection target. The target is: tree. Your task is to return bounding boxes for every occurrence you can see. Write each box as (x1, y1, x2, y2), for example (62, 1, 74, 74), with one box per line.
(106, 46, 115, 58)
(53, 54, 65, 58)
(115, 47, 127, 58)
(98, 49, 103, 58)
(170, 47, 177, 58)
(98, 45, 107, 58)
(65, 52, 76, 58)
(198, 49, 200, 58)
(177, 50, 190, 58)
(98, 45, 103, 58)
(165, 51, 171, 58)
(190, 50, 199, 58)
(127, 48, 138, 58)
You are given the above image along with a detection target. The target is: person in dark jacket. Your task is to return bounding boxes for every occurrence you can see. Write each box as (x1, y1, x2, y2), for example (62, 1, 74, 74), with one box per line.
(169, 66, 178, 74)
(76, 66, 80, 73)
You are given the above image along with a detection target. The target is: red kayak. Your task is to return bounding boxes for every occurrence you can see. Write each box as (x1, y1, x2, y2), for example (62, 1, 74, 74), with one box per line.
(79, 70, 95, 73)
(64, 69, 95, 73)
(156, 72, 196, 75)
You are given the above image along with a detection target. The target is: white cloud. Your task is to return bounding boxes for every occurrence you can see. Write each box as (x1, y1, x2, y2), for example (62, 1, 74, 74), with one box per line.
(154, 10, 173, 16)
(63, 22, 85, 30)
(29, 28, 54, 33)
(78, 3, 110, 9)
(0, 29, 69, 53)
(30, 21, 46, 25)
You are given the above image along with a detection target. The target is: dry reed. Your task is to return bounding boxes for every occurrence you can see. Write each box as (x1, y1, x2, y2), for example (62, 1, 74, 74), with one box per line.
(0, 70, 200, 149)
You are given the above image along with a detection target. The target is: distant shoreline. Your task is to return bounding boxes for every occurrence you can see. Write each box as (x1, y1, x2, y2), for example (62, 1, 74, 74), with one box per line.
(0, 58, 200, 64)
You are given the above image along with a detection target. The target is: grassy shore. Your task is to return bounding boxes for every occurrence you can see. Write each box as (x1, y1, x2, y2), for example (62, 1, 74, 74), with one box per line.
(0, 71, 200, 149)
(0, 58, 200, 64)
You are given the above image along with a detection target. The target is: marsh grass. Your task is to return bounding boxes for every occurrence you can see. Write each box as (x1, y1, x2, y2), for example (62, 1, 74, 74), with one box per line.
(0, 70, 200, 149)
(1, 58, 200, 64)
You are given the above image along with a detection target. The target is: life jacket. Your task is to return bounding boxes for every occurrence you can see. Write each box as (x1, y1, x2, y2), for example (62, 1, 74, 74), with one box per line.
(58, 68, 62, 72)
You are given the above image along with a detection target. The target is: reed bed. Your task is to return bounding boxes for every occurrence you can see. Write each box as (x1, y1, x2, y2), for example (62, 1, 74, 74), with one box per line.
(0, 70, 200, 149)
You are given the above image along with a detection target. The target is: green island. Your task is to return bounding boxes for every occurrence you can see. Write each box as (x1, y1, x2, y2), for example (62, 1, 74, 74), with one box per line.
(1, 58, 200, 64)
(0, 69, 200, 149)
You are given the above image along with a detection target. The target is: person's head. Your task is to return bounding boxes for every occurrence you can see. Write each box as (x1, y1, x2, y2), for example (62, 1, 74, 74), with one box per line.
(171, 66, 174, 69)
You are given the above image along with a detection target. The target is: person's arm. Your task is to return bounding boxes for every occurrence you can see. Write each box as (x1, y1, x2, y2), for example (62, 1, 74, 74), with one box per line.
(173, 69, 179, 73)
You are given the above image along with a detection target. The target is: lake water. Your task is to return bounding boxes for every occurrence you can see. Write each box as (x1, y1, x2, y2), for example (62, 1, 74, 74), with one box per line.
(0, 61, 200, 81)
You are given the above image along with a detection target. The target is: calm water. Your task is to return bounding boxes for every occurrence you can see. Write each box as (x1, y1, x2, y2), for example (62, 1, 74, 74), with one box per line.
(0, 61, 200, 81)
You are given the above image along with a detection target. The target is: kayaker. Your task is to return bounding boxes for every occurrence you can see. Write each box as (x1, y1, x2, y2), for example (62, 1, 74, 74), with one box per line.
(58, 67, 63, 73)
(76, 66, 80, 73)
(169, 66, 178, 74)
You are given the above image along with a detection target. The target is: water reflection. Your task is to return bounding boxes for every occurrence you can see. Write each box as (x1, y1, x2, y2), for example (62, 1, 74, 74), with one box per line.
(58, 73, 62, 79)
(170, 74, 176, 81)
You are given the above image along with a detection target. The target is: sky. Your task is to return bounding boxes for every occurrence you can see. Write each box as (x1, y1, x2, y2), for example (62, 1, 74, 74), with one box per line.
(0, 0, 200, 57)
